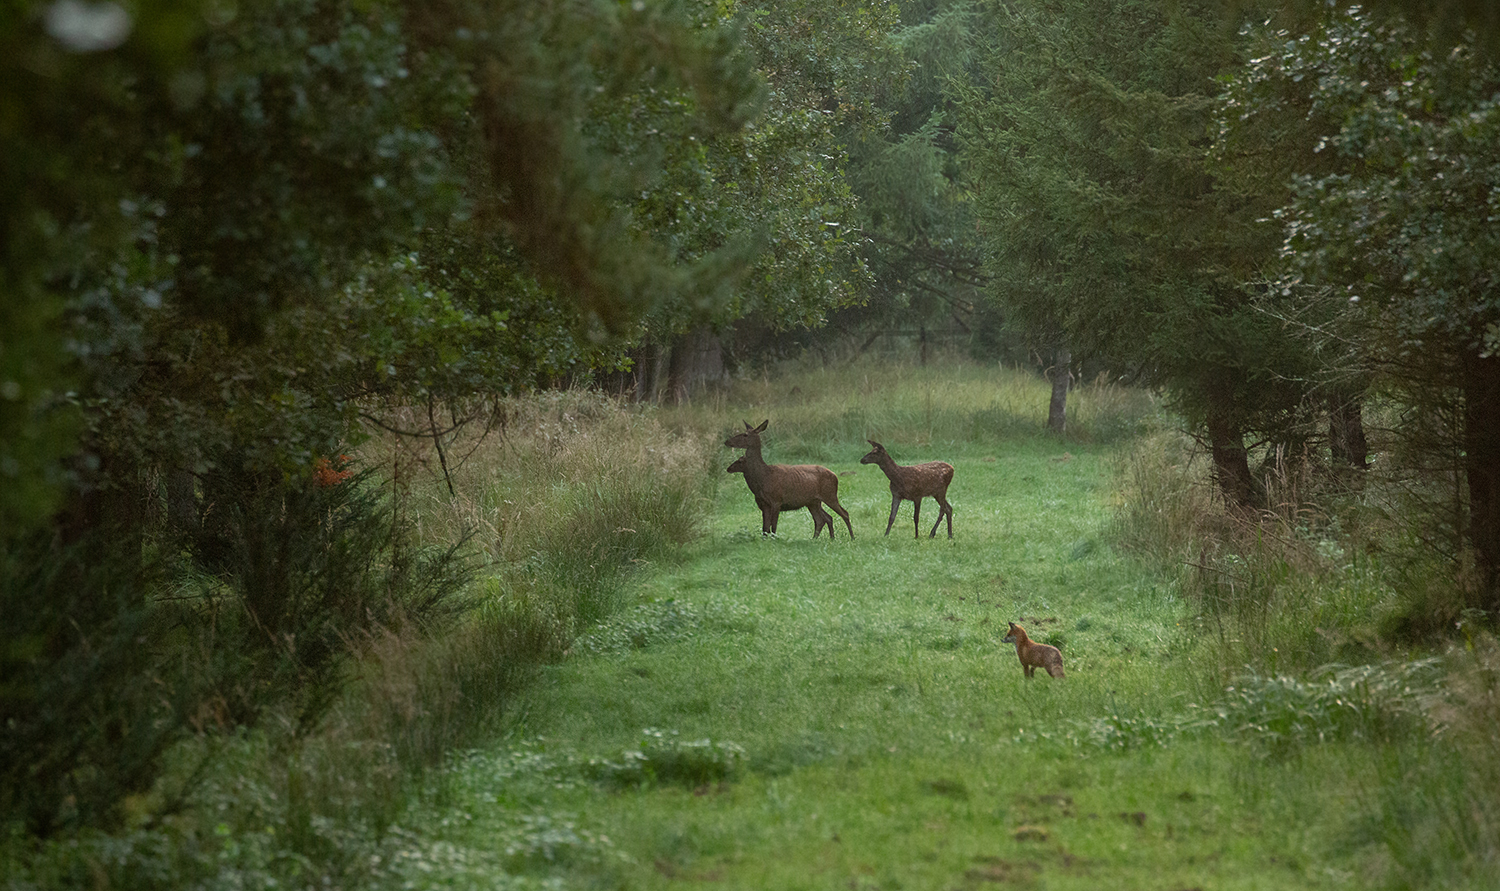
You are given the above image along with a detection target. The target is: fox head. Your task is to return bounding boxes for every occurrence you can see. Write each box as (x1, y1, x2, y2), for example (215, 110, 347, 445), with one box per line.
(1002, 622, 1021, 643)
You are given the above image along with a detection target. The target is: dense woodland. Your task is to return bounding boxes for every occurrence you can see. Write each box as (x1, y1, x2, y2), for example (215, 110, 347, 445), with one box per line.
(3, 0, 1500, 879)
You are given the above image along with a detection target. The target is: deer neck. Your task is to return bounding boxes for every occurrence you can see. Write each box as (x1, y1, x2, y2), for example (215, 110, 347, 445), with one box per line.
(739, 442, 770, 482)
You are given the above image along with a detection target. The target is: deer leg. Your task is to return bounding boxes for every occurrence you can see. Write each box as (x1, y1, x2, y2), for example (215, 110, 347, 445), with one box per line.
(912, 498, 923, 539)
(827, 493, 854, 539)
(884, 493, 900, 536)
(810, 502, 832, 538)
(930, 497, 952, 539)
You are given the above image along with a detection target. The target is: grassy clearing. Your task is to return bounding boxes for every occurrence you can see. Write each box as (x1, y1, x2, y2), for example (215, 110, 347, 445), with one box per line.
(7, 357, 1494, 889)
(395, 358, 1491, 889)
(433, 438, 1343, 889)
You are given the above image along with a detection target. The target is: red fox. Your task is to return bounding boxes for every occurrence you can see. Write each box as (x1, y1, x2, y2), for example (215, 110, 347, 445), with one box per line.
(1002, 622, 1065, 678)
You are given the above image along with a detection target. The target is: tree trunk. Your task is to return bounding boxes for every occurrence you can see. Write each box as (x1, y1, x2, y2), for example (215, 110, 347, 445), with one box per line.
(665, 324, 724, 405)
(1464, 353, 1500, 608)
(631, 339, 671, 404)
(1047, 348, 1071, 434)
(56, 452, 145, 575)
(1204, 396, 1262, 512)
(1329, 389, 1369, 469)
(166, 468, 200, 536)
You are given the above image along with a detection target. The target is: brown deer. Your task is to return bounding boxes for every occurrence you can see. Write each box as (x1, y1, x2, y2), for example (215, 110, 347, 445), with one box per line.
(724, 420, 853, 539)
(727, 455, 835, 538)
(859, 440, 954, 539)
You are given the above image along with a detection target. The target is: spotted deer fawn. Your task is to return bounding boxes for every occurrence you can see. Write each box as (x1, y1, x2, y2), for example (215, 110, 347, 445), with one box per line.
(859, 440, 954, 539)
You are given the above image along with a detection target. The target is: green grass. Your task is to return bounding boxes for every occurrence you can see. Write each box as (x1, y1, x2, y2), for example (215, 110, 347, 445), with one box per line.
(9, 358, 1492, 890)
(403, 382, 1424, 889)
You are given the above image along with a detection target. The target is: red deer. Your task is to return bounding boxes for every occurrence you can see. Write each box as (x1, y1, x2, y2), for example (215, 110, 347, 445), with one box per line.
(859, 440, 954, 539)
(727, 454, 834, 538)
(724, 420, 853, 539)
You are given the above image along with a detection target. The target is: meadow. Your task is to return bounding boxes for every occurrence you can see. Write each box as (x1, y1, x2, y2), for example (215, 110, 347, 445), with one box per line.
(7, 358, 1496, 890)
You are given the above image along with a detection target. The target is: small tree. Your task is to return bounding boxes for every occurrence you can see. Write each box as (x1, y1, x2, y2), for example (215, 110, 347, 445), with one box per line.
(958, 0, 1314, 505)
(1222, 7, 1500, 604)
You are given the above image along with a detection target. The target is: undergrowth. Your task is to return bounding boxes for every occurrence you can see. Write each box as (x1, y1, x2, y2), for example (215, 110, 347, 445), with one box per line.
(1112, 421, 1500, 886)
(7, 362, 1496, 890)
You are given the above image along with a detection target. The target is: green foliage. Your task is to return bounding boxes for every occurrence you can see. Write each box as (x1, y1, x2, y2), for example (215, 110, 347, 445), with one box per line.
(585, 729, 747, 789)
(1223, 7, 1500, 355)
(958, 0, 1321, 506)
(1211, 660, 1441, 753)
(0, 463, 471, 836)
(0, 540, 188, 836)
(810, 0, 989, 362)
(1218, 6, 1500, 600)
(186, 466, 473, 731)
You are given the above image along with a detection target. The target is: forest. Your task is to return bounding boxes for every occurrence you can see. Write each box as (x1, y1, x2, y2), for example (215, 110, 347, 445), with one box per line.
(3, 0, 1499, 887)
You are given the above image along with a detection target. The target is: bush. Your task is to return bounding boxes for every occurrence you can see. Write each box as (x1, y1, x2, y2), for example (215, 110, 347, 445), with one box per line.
(186, 461, 473, 733)
(1209, 659, 1441, 754)
(0, 537, 191, 836)
(0, 456, 472, 838)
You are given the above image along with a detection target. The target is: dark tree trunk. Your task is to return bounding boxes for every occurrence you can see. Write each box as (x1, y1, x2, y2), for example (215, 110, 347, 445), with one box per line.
(1464, 353, 1500, 608)
(1329, 389, 1370, 469)
(631, 339, 670, 404)
(1047, 348, 1071, 434)
(1204, 395, 1262, 511)
(57, 453, 145, 575)
(166, 468, 200, 538)
(665, 324, 724, 405)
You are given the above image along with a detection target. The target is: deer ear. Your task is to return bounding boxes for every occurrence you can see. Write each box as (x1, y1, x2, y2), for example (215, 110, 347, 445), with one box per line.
(755, 419, 769, 433)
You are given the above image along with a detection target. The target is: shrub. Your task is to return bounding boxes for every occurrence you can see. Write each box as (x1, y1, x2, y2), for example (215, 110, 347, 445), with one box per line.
(0, 454, 472, 838)
(0, 537, 191, 836)
(186, 462, 473, 733)
(1209, 659, 1441, 754)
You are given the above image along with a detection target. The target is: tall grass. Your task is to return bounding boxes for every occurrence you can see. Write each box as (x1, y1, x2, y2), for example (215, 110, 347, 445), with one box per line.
(670, 352, 1157, 460)
(0, 390, 719, 890)
(352, 389, 717, 766)
(1112, 427, 1406, 678)
(1111, 421, 1500, 886)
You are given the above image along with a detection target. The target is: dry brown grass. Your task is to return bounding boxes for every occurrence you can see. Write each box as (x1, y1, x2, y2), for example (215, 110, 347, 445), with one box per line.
(337, 390, 718, 765)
